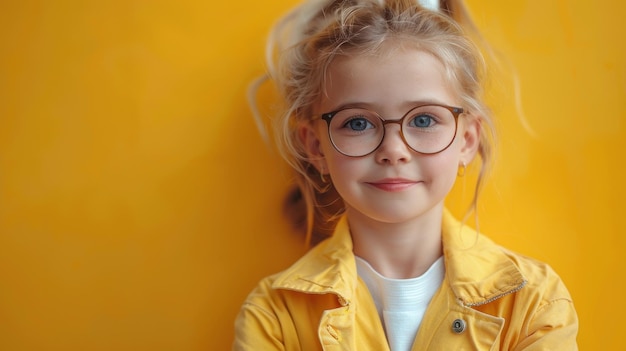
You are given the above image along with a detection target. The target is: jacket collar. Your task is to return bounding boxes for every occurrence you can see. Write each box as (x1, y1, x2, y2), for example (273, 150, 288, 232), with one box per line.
(272, 210, 527, 307)
(271, 216, 357, 304)
(440, 210, 527, 306)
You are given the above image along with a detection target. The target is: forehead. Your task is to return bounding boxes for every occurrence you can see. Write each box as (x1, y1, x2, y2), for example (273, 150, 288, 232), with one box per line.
(320, 47, 460, 112)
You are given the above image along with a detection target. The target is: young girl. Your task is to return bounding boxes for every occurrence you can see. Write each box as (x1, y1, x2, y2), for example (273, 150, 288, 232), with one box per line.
(234, 0, 578, 349)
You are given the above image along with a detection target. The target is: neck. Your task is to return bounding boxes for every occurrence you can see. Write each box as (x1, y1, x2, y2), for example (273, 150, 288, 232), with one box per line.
(348, 205, 444, 279)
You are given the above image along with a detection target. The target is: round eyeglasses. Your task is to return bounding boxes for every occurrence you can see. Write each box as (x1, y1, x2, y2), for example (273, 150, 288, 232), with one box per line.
(320, 103, 464, 157)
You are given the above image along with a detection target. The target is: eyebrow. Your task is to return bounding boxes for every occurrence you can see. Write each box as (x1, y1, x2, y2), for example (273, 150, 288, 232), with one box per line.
(326, 99, 454, 112)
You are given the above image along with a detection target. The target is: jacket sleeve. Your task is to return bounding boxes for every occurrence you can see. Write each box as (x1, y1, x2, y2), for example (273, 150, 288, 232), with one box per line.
(232, 300, 286, 351)
(514, 296, 579, 350)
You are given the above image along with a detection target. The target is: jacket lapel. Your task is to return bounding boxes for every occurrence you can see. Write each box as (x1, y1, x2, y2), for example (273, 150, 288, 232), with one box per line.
(413, 282, 505, 350)
(441, 210, 527, 307)
(272, 217, 361, 350)
(270, 210, 527, 350)
(271, 216, 357, 301)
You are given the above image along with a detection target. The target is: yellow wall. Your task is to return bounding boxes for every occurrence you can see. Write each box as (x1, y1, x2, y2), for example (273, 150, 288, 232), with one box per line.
(0, 0, 623, 349)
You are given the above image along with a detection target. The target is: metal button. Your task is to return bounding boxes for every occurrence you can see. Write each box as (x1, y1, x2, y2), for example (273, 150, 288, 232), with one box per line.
(452, 318, 466, 334)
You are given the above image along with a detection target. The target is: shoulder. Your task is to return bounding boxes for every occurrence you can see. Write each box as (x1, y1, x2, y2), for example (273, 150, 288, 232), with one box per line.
(235, 271, 291, 334)
(475, 232, 574, 305)
(234, 271, 298, 350)
(239, 229, 355, 310)
(496, 244, 577, 338)
(498, 245, 573, 302)
(461, 236, 579, 348)
(489, 244, 579, 348)
(233, 239, 354, 350)
(442, 211, 573, 306)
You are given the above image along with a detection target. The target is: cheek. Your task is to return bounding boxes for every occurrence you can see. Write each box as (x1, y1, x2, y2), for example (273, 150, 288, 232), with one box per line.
(317, 125, 364, 172)
(325, 152, 357, 179)
(424, 157, 457, 177)
(421, 146, 462, 182)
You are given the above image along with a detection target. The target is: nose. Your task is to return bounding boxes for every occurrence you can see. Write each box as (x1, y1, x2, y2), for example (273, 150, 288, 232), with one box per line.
(374, 122, 412, 165)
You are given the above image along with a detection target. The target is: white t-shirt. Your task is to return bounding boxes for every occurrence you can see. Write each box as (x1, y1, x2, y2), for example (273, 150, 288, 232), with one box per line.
(355, 256, 445, 351)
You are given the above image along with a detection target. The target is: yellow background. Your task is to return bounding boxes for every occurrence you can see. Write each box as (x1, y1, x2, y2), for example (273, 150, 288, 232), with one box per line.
(0, 0, 623, 349)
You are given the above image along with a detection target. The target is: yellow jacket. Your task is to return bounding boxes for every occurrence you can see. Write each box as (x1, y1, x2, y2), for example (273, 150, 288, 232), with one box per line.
(233, 211, 578, 350)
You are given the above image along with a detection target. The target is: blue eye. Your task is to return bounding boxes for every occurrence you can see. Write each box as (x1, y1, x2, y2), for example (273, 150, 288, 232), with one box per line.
(410, 114, 435, 128)
(345, 117, 373, 131)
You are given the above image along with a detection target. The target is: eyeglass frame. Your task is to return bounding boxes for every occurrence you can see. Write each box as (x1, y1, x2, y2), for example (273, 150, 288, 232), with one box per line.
(320, 103, 464, 157)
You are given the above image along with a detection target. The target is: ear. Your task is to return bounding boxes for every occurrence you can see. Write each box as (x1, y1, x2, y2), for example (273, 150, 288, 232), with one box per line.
(298, 122, 328, 174)
(458, 114, 481, 165)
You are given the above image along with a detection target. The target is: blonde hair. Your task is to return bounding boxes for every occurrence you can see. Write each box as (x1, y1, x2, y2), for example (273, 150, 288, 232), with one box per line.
(250, 0, 495, 245)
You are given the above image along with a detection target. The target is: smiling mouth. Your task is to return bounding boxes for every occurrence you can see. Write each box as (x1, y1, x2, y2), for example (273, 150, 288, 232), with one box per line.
(366, 179, 419, 192)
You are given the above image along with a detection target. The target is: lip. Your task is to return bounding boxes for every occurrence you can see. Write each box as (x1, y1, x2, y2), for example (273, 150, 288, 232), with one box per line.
(366, 178, 420, 192)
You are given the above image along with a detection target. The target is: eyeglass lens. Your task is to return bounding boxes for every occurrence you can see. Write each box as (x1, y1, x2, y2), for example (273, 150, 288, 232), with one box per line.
(326, 105, 458, 156)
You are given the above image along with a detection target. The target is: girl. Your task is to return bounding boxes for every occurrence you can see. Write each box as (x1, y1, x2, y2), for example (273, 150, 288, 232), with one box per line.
(234, 0, 578, 350)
